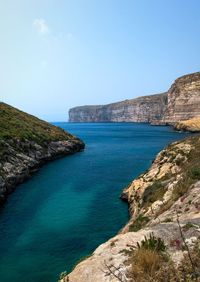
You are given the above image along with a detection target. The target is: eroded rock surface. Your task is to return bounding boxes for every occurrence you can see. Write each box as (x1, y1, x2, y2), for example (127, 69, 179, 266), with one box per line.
(69, 93, 167, 123)
(63, 136, 200, 282)
(175, 117, 200, 132)
(163, 72, 200, 124)
(69, 72, 200, 124)
(0, 102, 85, 205)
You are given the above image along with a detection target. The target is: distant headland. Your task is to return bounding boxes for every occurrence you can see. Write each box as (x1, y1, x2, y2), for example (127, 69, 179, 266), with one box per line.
(69, 71, 200, 130)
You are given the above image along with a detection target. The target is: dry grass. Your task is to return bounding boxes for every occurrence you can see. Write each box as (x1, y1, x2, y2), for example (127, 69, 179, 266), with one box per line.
(129, 248, 163, 281)
(127, 239, 200, 282)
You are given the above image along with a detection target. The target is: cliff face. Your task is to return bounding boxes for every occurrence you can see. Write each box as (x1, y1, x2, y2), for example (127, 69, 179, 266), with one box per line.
(163, 72, 200, 124)
(69, 72, 200, 124)
(0, 103, 85, 205)
(69, 93, 168, 123)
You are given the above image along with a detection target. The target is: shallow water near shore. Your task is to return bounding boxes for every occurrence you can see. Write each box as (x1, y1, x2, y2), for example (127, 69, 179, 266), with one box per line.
(0, 123, 189, 282)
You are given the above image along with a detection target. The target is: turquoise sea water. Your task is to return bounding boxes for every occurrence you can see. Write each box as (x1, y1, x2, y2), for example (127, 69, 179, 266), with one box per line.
(0, 123, 189, 282)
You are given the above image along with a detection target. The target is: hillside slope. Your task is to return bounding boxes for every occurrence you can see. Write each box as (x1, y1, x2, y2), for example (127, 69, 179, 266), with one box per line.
(0, 102, 84, 205)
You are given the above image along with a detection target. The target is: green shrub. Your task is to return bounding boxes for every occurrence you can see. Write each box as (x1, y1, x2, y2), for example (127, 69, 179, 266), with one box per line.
(137, 233, 166, 253)
(142, 181, 166, 207)
(190, 167, 200, 180)
(183, 222, 195, 232)
(129, 214, 150, 232)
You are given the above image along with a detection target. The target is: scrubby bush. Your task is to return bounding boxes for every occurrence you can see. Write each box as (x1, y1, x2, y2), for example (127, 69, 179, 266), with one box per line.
(129, 214, 150, 232)
(137, 233, 166, 253)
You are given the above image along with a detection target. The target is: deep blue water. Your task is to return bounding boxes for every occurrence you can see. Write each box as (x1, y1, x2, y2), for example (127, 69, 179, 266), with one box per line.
(0, 123, 189, 282)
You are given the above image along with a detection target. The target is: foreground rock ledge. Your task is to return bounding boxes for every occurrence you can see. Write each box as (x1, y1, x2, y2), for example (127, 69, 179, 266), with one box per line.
(63, 136, 200, 282)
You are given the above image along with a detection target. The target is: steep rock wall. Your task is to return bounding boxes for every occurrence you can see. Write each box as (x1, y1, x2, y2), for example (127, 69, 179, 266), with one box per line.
(163, 72, 200, 124)
(69, 93, 167, 123)
(69, 72, 200, 124)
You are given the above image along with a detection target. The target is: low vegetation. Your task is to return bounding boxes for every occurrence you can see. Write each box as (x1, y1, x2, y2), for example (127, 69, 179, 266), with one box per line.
(142, 181, 166, 208)
(0, 102, 74, 145)
(129, 214, 150, 232)
(102, 231, 200, 282)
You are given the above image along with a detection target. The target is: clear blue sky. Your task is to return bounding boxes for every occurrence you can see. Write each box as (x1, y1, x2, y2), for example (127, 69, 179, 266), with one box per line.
(1, 0, 200, 121)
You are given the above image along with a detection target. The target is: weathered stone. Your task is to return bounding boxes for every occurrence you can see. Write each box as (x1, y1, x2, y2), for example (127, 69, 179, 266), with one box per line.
(69, 72, 200, 125)
(69, 93, 167, 122)
(64, 136, 200, 282)
(0, 103, 85, 206)
(163, 72, 200, 124)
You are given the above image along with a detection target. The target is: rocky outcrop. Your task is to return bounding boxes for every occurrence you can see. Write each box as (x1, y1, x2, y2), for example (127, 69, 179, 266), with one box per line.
(175, 117, 200, 132)
(69, 93, 168, 123)
(66, 221, 200, 282)
(62, 136, 200, 281)
(69, 72, 200, 125)
(162, 72, 200, 124)
(0, 103, 85, 205)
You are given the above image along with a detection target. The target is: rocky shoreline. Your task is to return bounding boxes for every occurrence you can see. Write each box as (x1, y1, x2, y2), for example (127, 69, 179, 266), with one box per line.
(0, 138, 84, 206)
(0, 102, 85, 206)
(63, 135, 200, 282)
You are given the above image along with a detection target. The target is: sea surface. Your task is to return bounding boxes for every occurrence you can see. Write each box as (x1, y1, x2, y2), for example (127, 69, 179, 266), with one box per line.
(0, 123, 189, 282)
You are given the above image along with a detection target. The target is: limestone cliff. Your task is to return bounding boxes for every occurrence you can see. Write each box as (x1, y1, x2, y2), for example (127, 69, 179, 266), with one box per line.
(69, 93, 167, 123)
(69, 71, 200, 124)
(162, 72, 200, 124)
(62, 135, 200, 282)
(0, 102, 85, 205)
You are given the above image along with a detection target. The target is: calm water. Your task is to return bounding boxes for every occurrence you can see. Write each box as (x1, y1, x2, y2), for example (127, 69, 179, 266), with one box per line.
(0, 123, 189, 282)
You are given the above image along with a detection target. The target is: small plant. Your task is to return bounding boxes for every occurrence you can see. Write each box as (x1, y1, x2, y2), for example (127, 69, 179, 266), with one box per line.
(170, 238, 182, 249)
(175, 158, 182, 166)
(183, 222, 196, 232)
(129, 248, 162, 281)
(142, 181, 166, 207)
(110, 239, 118, 247)
(163, 217, 172, 223)
(137, 233, 166, 253)
(129, 214, 150, 232)
(59, 271, 69, 282)
(190, 167, 200, 180)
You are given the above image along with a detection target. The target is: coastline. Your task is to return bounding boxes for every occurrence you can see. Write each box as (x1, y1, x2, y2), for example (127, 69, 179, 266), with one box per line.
(0, 138, 85, 206)
(0, 139, 85, 206)
(0, 102, 85, 206)
(64, 134, 200, 282)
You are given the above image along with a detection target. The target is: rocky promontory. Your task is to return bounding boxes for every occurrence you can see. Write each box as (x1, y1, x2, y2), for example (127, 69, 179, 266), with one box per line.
(175, 117, 200, 132)
(69, 72, 200, 125)
(0, 102, 85, 206)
